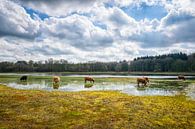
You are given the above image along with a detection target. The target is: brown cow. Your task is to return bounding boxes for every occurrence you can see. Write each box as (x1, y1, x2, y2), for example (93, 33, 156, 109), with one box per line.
(137, 77, 149, 87)
(178, 75, 185, 81)
(53, 76, 60, 89)
(53, 76, 60, 83)
(84, 77, 94, 83)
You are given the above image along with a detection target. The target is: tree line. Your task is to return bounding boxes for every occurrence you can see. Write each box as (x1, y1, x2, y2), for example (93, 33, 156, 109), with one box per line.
(0, 52, 194, 72)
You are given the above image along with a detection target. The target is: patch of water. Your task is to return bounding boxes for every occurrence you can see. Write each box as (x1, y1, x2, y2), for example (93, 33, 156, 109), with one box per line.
(183, 84, 195, 99)
(0, 78, 194, 99)
(1, 80, 179, 97)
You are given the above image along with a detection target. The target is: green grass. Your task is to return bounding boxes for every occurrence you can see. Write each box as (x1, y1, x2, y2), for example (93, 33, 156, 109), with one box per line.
(1, 71, 195, 75)
(0, 75, 136, 83)
(149, 80, 191, 90)
(0, 84, 195, 129)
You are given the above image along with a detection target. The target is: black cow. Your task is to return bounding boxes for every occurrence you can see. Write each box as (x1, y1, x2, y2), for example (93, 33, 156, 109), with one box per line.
(178, 75, 185, 81)
(20, 76, 28, 81)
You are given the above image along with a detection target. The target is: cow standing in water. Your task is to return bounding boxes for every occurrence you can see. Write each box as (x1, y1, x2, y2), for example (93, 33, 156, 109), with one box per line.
(53, 76, 60, 83)
(20, 76, 28, 81)
(84, 77, 95, 83)
(53, 76, 60, 89)
(178, 75, 185, 81)
(137, 77, 149, 87)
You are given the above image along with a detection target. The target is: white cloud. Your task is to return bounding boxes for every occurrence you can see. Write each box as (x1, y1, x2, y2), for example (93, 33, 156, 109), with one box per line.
(12, 0, 106, 16)
(0, 0, 195, 62)
(0, 0, 40, 39)
(41, 14, 114, 50)
(124, 7, 195, 47)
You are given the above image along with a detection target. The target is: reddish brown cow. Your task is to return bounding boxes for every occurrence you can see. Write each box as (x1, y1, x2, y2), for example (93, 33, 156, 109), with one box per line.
(178, 75, 185, 80)
(137, 77, 149, 87)
(84, 77, 95, 83)
(53, 76, 60, 83)
(53, 76, 60, 89)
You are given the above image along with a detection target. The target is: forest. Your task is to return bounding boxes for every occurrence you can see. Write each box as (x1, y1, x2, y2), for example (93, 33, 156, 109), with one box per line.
(0, 52, 195, 72)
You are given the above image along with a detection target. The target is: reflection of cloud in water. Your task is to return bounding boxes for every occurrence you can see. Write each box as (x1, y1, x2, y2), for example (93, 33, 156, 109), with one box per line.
(1, 80, 194, 99)
(184, 84, 195, 99)
(123, 88, 177, 96)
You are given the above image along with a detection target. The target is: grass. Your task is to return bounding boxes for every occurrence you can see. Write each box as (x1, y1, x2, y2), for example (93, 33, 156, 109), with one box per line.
(0, 75, 136, 83)
(1, 74, 195, 83)
(149, 80, 191, 90)
(1, 71, 195, 76)
(0, 84, 195, 129)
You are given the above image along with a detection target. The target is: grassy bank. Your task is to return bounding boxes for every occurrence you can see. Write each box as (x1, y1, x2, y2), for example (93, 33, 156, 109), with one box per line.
(58, 71, 195, 76)
(0, 85, 194, 129)
(1, 71, 195, 76)
(0, 75, 136, 83)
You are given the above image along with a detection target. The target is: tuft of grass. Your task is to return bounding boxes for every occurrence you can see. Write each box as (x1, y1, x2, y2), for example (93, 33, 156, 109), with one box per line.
(0, 84, 194, 129)
(149, 80, 190, 90)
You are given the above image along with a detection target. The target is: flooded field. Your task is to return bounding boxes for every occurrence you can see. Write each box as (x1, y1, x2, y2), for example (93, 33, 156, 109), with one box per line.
(0, 74, 194, 99)
(0, 74, 195, 129)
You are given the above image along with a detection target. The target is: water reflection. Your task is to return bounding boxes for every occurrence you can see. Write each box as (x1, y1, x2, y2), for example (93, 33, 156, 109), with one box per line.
(183, 84, 195, 99)
(84, 83, 94, 88)
(0, 79, 194, 99)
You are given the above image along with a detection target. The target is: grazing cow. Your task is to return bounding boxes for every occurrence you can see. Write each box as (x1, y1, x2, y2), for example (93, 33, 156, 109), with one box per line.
(178, 75, 185, 81)
(84, 77, 94, 83)
(53, 76, 60, 89)
(137, 77, 149, 87)
(20, 76, 27, 81)
(53, 76, 60, 83)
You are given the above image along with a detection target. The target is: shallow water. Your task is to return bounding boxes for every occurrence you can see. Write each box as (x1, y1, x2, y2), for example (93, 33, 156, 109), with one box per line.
(183, 84, 195, 99)
(0, 73, 194, 99)
(1, 78, 194, 99)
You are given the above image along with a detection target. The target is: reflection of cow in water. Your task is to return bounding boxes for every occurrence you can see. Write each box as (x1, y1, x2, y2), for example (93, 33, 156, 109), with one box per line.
(20, 76, 28, 81)
(137, 77, 149, 87)
(84, 77, 94, 83)
(178, 75, 185, 81)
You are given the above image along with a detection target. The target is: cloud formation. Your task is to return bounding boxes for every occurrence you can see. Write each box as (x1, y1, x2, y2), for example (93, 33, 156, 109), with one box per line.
(0, 0, 40, 39)
(12, 0, 103, 16)
(0, 0, 195, 62)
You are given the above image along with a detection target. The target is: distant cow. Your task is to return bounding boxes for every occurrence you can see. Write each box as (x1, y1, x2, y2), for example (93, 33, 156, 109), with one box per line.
(137, 77, 149, 87)
(178, 75, 185, 81)
(84, 77, 95, 83)
(53, 76, 60, 89)
(53, 76, 60, 83)
(20, 76, 28, 81)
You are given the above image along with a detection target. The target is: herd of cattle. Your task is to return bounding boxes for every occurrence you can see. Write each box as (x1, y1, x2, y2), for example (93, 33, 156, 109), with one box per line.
(20, 75, 186, 89)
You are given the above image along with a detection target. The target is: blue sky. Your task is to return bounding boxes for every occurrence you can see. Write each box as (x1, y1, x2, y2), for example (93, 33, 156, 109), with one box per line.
(24, 7, 49, 20)
(122, 3, 168, 20)
(0, 0, 195, 62)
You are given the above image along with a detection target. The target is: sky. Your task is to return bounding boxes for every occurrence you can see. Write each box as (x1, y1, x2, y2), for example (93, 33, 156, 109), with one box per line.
(0, 0, 195, 62)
